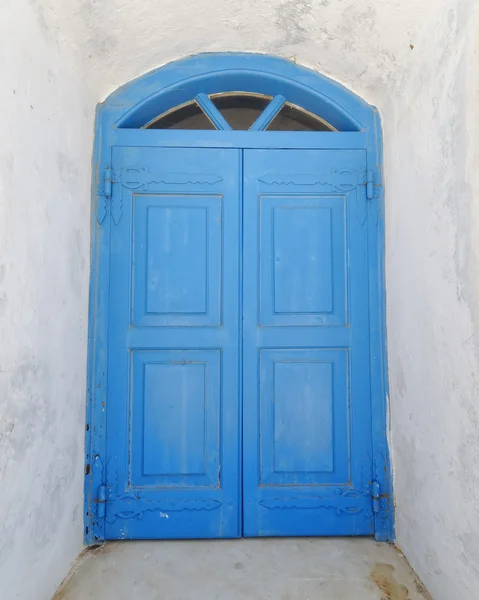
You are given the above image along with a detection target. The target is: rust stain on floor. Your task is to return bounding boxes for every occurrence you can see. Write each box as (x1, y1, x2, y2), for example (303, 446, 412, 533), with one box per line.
(370, 563, 410, 600)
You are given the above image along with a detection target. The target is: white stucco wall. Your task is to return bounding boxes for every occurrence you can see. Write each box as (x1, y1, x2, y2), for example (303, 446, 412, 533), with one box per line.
(1, 1, 478, 599)
(0, 2, 93, 599)
(386, 6, 479, 599)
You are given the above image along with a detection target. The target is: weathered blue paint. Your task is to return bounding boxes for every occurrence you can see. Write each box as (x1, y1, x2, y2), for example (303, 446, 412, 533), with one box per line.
(85, 53, 393, 543)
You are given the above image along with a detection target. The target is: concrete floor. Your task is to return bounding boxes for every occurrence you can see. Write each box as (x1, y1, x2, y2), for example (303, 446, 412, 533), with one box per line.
(54, 539, 431, 600)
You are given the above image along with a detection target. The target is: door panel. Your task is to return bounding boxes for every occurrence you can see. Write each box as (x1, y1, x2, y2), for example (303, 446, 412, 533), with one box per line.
(130, 349, 221, 487)
(259, 196, 346, 326)
(132, 195, 222, 327)
(242, 149, 374, 537)
(259, 348, 349, 486)
(105, 147, 241, 539)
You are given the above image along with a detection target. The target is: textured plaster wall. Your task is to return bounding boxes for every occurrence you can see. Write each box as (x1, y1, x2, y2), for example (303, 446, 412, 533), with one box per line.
(1, 1, 478, 599)
(0, 2, 92, 599)
(386, 6, 479, 600)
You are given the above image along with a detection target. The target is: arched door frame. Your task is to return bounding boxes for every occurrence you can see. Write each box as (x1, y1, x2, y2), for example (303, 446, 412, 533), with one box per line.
(85, 53, 393, 544)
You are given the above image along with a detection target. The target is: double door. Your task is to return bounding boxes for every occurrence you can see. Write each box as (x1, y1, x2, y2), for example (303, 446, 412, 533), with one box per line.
(103, 146, 374, 538)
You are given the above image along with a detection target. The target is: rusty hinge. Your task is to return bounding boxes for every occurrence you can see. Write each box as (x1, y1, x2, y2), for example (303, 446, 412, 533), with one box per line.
(371, 481, 380, 514)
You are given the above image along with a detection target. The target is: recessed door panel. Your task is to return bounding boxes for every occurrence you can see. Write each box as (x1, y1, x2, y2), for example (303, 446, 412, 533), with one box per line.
(259, 195, 347, 326)
(130, 349, 221, 487)
(132, 195, 222, 326)
(259, 348, 349, 486)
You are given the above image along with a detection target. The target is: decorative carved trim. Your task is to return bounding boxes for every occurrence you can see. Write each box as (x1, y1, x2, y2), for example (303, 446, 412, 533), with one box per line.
(106, 454, 118, 491)
(96, 187, 108, 224)
(259, 169, 366, 191)
(259, 488, 371, 516)
(113, 167, 223, 190)
(102, 167, 223, 225)
(105, 492, 222, 524)
(357, 193, 368, 226)
(112, 189, 123, 225)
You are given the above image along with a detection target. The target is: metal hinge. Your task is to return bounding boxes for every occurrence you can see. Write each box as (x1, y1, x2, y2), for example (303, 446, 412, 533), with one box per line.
(96, 166, 114, 224)
(98, 166, 112, 198)
(97, 485, 107, 518)
(371, 481, 380, 513)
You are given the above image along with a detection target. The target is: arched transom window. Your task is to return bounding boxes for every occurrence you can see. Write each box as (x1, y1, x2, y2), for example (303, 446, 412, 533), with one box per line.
(144, 92, 336, 131)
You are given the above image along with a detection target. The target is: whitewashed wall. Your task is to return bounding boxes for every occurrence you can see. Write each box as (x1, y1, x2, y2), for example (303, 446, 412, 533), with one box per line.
(385, 6, 479, 599)
(0, 2, 92, 599)
(1, 1, 478, 599)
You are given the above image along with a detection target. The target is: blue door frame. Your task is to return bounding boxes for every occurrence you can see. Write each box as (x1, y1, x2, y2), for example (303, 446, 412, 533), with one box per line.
(84, 53, 393, 544)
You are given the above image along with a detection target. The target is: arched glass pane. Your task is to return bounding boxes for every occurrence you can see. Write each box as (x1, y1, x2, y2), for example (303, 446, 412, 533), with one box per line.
(266, 102, 335, 131)
(144, 95, 335, 131)
(146, 101, 215, 130)
(210, 93, 272, 130)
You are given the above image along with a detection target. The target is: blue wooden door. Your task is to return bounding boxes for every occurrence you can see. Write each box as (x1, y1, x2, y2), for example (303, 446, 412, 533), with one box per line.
(242, 149, 374, 536)
(104, 147, 242, 539)
(103, 146, 375, 539)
